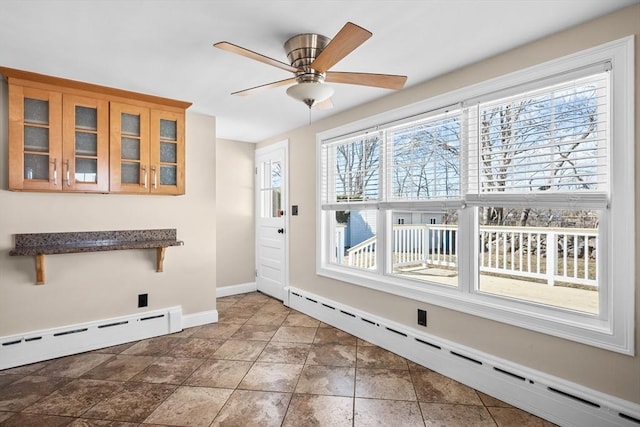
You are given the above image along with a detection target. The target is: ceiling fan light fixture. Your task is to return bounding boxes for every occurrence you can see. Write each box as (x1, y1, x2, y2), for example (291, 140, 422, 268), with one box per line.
(286, 82, 334, 108)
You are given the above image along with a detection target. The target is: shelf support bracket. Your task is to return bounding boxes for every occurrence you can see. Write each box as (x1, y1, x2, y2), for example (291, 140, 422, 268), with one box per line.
(156, 247, 167, 272)
(35, 254, 46, 285)
(30, 247, 169, 284)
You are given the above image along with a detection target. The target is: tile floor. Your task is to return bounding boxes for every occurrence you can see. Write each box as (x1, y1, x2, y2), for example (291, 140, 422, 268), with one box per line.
(0, 292, 557, 426)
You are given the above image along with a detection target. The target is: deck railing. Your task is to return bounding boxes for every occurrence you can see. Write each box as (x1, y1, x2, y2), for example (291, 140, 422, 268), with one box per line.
(479, 226, 597, 287)
(335, 225, 346, 265)
(342, 224, 598, 287)
(347, 236, 376, 269)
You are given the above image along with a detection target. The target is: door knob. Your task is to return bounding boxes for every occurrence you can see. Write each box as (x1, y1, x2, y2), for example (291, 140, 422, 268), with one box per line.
(277, 228, 285, 234)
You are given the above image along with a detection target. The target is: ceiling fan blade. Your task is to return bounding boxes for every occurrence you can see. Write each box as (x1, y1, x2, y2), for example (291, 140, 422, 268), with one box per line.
(214, 41, 299, 74)
(314, 98, 333, 110)
(310, 22, 372, 73)
(326, 71, 407, 90)
(231, 77, 296, 96)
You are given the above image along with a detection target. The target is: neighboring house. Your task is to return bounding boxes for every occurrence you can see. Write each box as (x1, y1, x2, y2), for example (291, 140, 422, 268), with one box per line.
(392, 211, 445, 226)
(344, 210, 376, 248)
(344, 211, 448, 249)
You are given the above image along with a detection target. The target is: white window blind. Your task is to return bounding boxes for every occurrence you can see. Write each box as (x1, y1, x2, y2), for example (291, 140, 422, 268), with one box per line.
(322, 71, 610, 209)
(467, 72, 609, 200)
(321, 132, 381, 208)
(387, 111, 462, 201)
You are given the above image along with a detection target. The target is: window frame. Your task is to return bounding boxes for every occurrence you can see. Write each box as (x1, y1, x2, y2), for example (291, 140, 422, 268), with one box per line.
(316, 36, 634, 354)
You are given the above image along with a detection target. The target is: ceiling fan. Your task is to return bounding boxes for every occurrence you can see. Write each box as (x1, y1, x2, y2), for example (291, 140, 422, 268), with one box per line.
(214, 22, 407, 109)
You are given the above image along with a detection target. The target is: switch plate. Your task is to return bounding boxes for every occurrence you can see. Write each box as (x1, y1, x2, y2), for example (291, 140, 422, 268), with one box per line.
(417, 309, 427, 326)
(292, 205, 299, 216)
(138, 294, 148, 308)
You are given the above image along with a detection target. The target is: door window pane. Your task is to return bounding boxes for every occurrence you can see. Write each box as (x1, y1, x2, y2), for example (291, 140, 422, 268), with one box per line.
(271, 161, 281, 189)
(260, 160, 282, 218)
(260, 189, 281, 218)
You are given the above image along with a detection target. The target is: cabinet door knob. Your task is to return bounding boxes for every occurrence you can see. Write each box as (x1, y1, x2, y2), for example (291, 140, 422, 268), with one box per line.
(277, 228, 285, 234)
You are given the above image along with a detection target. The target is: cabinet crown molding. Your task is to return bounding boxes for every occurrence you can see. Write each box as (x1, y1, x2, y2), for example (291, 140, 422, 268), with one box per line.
(0, 66, 192, 110)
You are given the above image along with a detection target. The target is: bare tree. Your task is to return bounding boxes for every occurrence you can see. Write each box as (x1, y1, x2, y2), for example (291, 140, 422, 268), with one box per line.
(335, 135, 380, 201)
(392, 118, 460, 200)
(479, 81, 601, 227)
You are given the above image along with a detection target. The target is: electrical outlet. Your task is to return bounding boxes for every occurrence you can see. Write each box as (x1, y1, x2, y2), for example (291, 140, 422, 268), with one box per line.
(417, 309, 427, 326)
(138, 294, 148, 308)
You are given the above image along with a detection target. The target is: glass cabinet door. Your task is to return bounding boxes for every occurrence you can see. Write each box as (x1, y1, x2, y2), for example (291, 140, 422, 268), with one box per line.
(150, 109, 184, 194)
(8, 86, 62, 190)
(62, 95, 109, 192)
(109, 102, 150, 193)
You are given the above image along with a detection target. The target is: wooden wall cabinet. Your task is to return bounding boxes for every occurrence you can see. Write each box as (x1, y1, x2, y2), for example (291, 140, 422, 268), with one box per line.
(151, 109, 185, 195)
(109, 103, 150, 194)
(8, 86, 63, 191)
(2, 67, 190, 195)
(63, 94, 110, 192)
(109, 104, 185, 194)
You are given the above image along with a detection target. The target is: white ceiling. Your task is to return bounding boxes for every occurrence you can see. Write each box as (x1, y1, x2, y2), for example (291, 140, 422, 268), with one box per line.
(0, 0, 637, 142)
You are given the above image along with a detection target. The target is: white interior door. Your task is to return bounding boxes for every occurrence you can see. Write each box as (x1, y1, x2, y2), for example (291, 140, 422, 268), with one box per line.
(255, 141, 288, 300)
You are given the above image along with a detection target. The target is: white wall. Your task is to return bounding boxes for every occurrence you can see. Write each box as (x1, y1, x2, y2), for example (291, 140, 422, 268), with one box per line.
(0, 77, 217, 335)
(215, 138, 255, 288)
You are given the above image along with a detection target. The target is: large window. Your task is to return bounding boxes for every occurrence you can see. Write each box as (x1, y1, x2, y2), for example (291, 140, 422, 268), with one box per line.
(317, 37, 634, 354)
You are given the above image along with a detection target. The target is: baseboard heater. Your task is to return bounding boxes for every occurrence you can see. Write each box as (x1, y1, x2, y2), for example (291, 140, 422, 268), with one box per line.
(0, 306, 182, 370)
(286, 287, 640, 427)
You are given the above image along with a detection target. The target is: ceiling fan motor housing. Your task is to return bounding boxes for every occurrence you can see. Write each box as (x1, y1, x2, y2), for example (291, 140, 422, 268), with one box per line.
(284, 33, 331, 83)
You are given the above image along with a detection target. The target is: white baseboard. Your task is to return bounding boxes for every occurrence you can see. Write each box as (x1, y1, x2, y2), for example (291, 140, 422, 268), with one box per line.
(216, 282, 257, 297)
(182, 309, 218, 329)
(286, 287, 640, 427)
(0, 306, 182, 370)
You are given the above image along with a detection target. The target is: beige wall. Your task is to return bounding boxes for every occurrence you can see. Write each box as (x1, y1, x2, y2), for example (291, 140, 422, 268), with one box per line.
(215, 138, 255, 288)
(259, 5, 640, 403)
(0, 78, 218, 335)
